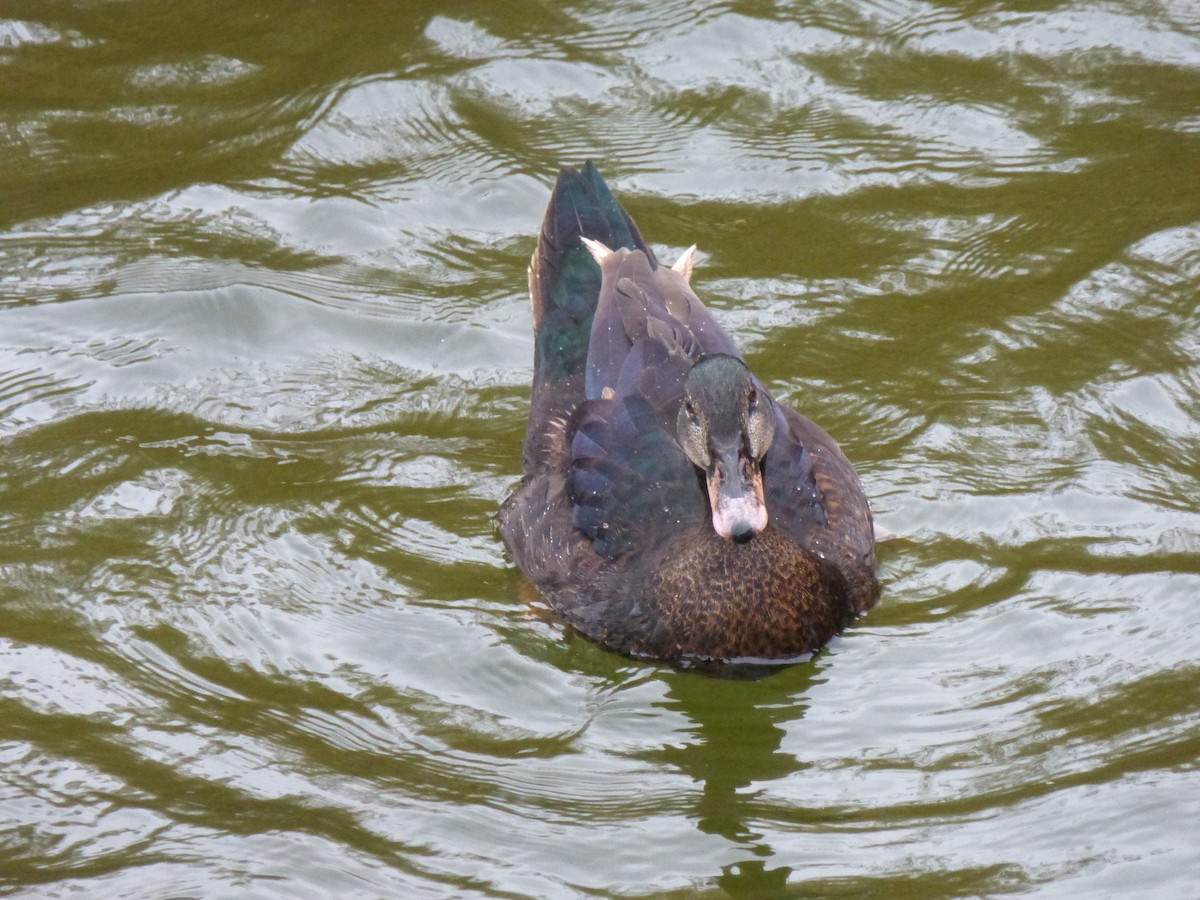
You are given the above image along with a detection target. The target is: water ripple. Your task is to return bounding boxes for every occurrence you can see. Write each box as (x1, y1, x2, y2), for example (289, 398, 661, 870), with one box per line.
(3, 0, 1200, 896)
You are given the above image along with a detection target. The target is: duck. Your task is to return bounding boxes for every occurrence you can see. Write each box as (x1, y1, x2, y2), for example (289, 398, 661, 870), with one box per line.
(499, 163, 879, 666)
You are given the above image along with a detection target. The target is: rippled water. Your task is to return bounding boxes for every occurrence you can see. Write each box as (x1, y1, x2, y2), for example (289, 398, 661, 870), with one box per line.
(3, 2, 1199, 896)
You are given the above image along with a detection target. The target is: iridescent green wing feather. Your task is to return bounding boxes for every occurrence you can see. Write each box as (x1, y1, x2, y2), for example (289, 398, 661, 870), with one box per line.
(529, 163, 656, 390)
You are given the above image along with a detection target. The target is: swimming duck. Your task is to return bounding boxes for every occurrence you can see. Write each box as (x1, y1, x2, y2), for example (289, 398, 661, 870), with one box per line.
(500, 163, 879, 666)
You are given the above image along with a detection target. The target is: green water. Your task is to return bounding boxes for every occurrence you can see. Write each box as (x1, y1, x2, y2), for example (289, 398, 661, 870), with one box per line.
(2, 2, 1199, 896)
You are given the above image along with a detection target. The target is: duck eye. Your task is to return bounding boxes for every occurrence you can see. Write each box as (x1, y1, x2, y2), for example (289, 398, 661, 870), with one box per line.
(747, 388, 758, 409)
(684, 399, 698, 421)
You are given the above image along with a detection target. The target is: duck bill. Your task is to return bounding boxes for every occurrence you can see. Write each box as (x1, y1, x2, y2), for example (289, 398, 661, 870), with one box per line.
(706, 450, 768, 541)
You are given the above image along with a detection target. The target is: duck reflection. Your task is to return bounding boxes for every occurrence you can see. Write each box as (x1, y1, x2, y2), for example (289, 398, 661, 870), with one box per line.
(639, 664, 821, 895)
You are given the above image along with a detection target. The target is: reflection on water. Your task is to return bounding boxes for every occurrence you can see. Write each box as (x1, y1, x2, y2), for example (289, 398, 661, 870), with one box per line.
(2, 0, 1200, 896)
(650, 672, 812, 863)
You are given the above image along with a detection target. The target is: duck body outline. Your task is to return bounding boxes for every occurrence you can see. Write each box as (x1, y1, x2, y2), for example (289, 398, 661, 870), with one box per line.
(500, 163, 879, 666)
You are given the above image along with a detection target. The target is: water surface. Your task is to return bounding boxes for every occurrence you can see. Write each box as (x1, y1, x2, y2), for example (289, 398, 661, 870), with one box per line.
(2, 2, 1199, 896)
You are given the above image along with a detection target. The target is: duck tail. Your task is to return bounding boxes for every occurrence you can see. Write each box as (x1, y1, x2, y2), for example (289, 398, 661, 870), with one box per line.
(529, 163, 655, 387)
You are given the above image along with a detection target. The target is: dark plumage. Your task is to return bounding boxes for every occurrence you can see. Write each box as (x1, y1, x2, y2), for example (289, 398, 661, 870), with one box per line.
(500, 163, 879, 666)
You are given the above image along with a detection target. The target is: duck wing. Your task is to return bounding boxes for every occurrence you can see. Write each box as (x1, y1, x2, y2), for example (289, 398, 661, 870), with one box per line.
(566, 245, 746, 559)
(581, 243, 740, 400)
(763, 406, 878, 611)
(528, 163, 655, 395)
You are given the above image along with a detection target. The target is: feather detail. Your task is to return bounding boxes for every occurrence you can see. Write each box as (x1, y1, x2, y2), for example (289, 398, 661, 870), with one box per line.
(580, 236, 614, 266)
(672, 244, 698, 282)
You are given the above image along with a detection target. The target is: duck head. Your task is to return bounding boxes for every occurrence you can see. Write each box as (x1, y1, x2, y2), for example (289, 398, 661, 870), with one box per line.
(676, 354, 777, 542)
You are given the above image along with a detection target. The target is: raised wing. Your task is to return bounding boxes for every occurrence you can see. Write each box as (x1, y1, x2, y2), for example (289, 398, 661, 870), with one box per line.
(528, 163, 655, 392)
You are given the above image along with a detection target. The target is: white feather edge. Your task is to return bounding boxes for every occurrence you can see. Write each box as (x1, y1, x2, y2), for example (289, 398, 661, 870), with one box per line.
(671, 244, 698, 282)
(579, 236, 614, 265)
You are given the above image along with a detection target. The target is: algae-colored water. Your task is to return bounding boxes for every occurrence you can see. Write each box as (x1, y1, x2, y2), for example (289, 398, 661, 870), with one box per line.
(2, 3, 1199, 896)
